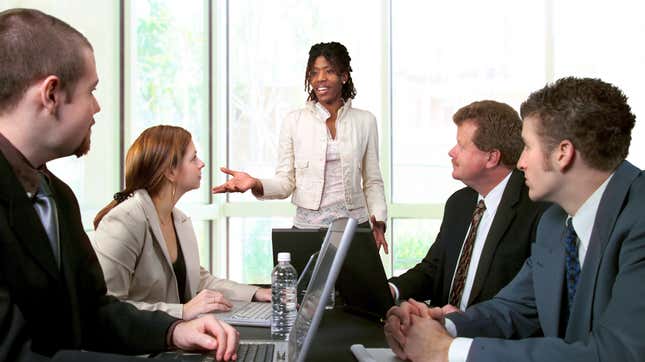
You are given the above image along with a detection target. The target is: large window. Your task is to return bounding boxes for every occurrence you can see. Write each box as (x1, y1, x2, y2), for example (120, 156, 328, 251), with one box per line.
(127, 0, 211, 266)
(7, 0, 645, 284)
(224, 0, 386, 282)
(551, 0, 645, 166)
(392, 0, 547, 204)
(389, 0, 548, 276)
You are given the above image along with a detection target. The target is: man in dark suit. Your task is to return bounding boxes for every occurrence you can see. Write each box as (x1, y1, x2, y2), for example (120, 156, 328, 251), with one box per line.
(386, 77, 644, 362)
(388, 100, 547, 311)
(0, 9, 238, 361)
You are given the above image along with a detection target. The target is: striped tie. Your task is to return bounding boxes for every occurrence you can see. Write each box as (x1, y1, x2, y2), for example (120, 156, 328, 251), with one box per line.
(449, 200, 486, 307)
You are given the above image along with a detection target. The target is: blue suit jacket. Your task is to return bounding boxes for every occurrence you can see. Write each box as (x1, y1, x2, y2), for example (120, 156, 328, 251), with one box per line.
(448, 161, 645, 361)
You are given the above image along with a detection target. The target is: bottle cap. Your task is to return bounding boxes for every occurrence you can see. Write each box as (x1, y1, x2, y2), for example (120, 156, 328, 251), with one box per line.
(277, 252, 291, 262)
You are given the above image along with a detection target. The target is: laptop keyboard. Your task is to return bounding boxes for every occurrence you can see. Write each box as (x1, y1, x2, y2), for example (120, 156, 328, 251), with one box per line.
(157, 343, 277, 362)
(232, 302, 272, 320)
(235, 343, 276, 362)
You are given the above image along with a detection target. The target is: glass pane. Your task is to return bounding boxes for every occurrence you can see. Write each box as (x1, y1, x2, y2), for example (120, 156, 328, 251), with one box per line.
(552, 0, 645, 167)
(192, 220, 209, 268)
(129, 0, 208, 204)
(392, 218, 441, 277)
(227, 0, 385, 202)
(228, 217, 293, 284)
(391, 0, 547, 203)
(20, 0, 121, 231)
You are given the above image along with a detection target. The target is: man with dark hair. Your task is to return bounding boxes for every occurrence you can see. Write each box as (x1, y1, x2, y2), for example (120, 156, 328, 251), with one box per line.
(385, 77, 644, 362)
(387, 100, 548, 315)
(0, 8, 238, 361)
(0, 8, 92, 114)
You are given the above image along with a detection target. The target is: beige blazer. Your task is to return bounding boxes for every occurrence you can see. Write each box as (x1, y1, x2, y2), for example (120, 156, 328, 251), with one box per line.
(258, 100, 387, 222)
(92, 189, 258, 318)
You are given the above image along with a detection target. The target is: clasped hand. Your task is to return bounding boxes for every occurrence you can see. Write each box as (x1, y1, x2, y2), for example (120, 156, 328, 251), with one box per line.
(384, 299, 455, 362)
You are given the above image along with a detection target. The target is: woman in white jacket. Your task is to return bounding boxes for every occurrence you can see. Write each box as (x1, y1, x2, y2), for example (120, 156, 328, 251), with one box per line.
(213, 42, 388, 253)
(92, 125, 270, 320)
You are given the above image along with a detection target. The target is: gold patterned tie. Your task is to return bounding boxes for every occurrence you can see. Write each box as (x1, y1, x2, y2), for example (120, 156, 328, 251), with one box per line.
(449, 199, 486, 307)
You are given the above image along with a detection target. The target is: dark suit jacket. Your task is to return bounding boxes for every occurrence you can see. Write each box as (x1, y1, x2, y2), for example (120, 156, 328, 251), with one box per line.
(389, 170, 548, 307)
(449, 161, 645, 361)
(0, 152, 176, 360)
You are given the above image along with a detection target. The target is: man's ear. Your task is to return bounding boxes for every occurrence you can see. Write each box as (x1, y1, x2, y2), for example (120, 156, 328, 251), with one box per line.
(554, 139, 575, 171)
(486, 149, 502, 168)
(39, 76, 62, 114)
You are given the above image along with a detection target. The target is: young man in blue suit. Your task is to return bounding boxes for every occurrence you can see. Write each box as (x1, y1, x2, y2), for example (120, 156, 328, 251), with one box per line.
(384, 77, 643, 362)
(0, 9, 238, 361)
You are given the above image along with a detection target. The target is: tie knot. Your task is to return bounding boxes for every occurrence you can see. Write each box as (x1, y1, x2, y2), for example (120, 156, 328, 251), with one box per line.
(37, 172, 53, 198)
(566, 218, 576, 235)
(564, 218, 578, 248)
(471, 199, 486, 223)
(475, 199, 486, 213)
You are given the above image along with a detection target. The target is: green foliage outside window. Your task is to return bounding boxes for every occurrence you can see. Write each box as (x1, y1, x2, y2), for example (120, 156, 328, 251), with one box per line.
(392, 219, 440, 275)
(134, 0, 205, 132)
(241, 220, 274, 284)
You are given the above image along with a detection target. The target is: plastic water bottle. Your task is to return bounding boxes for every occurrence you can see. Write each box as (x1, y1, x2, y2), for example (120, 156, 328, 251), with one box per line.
(271, 252, 298, 340)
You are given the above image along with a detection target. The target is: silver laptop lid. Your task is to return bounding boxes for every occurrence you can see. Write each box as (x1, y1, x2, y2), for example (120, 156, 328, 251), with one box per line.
(287, 217, 357, 362)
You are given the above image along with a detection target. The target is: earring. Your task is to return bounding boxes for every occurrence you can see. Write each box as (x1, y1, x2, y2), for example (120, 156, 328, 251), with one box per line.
(171, 182, 176, 202)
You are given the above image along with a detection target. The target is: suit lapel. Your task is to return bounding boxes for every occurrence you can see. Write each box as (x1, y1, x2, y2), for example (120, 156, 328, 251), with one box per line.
(174, 211, 199, 297)
(136, 190, 186, 301)
(48, 175, 82, 342)
(565, 161, 640, 340)
(136, 191, 175, 269)
(532, 216, 566, 337)
(467, 170, 521, 306)
(0, 156, 60, 281)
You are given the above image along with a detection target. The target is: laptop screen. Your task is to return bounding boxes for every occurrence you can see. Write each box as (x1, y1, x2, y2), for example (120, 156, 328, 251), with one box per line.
(287, 217, 356, 362)
(272, 228, 324, 277)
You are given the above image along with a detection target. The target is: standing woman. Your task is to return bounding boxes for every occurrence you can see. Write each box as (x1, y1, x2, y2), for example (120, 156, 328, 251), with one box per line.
(93, 125, 270, 320)
(213, 42, 388, 253)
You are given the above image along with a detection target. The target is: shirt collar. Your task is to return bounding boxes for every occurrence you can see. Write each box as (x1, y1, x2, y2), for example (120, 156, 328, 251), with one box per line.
(0, 131, 41, 196)
(308, 99, 352, 122)
(570, 172, 614, 255)
(478, 171, 512, 215)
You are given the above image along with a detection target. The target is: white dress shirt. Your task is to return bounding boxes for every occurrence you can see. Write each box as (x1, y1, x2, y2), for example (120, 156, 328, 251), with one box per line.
(447, 173, 614, 362)
(450, 172, 511, 311)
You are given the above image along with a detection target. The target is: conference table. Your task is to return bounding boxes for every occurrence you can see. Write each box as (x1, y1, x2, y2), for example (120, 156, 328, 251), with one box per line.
(238, 308, 390, 362)
(48, 304, 389, 361)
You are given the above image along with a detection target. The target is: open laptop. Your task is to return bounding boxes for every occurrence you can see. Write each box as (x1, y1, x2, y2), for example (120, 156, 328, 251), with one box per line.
(214, 231, 326, 327)
(156, 217, 358, 362)
(335, 229, 394, 320)
(273, 227, 394, 320)
(214, 300, 272, 327)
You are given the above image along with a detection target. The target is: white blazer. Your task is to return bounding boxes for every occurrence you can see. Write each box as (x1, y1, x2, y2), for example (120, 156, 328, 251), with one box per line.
(92, 189, 258, 318)
(258, 100, 387, 222)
